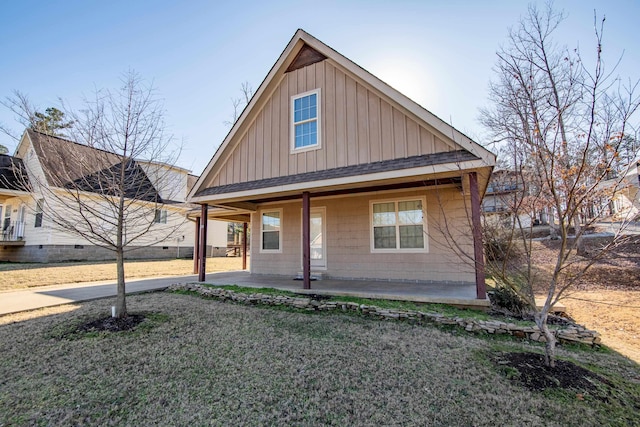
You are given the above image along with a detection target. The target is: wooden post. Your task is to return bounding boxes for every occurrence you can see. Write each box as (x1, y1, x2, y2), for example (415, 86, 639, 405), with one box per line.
(468, 172, 487, 299)
(302, 191, 311, 289)
(198, 204, 208, 282)
(193, 216, 201, 274)
(242, 221, 248, 270)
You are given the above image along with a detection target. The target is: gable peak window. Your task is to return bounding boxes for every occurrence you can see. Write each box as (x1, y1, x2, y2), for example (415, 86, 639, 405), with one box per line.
(291, 89, 321, 152)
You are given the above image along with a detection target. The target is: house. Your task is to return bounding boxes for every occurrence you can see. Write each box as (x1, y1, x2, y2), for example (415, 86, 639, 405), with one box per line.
(605, 161, 640, 219)
(0, 129, 227, 262)
(482, 169, 548, 228)
(188, 30, 496, 299)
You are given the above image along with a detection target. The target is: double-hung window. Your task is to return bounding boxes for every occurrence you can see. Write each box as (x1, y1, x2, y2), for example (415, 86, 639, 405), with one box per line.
(260, 209, 282, 252)
(291, 89, 320, 152)
(371, 198, 427, 252)
(34, 199, 44, 228)
(154, 209, 168, 224)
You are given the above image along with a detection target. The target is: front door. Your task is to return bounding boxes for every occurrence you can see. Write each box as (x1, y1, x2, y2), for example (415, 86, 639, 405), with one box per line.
(310, 208, 326, 269)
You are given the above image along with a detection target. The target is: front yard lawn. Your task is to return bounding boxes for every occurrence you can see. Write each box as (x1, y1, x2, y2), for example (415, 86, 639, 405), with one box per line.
(0, 257, 245, 290)
(0, 292, 638, 426)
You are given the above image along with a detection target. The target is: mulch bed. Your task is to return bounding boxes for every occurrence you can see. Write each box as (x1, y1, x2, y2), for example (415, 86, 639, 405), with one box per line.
(494, 352, 611, 394)
(76, 314, 146, 333)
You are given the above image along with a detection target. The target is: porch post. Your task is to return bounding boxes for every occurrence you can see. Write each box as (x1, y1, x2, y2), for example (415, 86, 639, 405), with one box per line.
(468, 172, 486, 299)
(242, 222, 248, 270)
(198, 204, 208, 282)
(193, 216, 201, 274)
(302, 191, 311, 289)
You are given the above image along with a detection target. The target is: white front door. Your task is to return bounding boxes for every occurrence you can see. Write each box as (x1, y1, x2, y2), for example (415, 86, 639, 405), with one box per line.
(309, 207, 326, 269)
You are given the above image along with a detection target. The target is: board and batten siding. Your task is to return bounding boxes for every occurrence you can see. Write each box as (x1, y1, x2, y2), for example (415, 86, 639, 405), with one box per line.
(205, 60, 458, 189)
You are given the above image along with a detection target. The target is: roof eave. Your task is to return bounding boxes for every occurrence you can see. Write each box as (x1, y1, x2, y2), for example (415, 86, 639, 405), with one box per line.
(191, 158, 491, 205)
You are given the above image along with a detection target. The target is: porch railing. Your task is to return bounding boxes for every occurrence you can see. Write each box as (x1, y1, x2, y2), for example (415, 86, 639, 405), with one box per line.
(1, 220, 25, 242)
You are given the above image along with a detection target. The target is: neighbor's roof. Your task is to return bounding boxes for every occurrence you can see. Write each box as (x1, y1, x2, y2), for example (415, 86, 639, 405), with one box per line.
(0, 154, 30, 192)
(26, 129, 162, 203)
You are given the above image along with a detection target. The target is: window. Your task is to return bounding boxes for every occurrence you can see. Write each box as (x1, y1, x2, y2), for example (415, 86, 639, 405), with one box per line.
(154, 209, 168, 224)
(291, 89, 320, 152)
(34, 199, 44, 228)
(371, 198, 427, 252)
(2, 204, 10, 232)
(260, 209, 282, 252)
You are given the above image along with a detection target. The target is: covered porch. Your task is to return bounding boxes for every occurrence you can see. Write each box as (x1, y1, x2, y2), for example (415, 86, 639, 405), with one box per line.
(190, 168, 490, 302)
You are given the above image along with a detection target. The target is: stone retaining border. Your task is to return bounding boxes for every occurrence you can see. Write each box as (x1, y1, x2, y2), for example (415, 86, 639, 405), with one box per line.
(168, 283, 601, 346)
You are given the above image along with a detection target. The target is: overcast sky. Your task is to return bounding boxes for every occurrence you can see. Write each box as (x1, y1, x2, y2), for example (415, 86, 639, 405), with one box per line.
(1, 0, 638, 174)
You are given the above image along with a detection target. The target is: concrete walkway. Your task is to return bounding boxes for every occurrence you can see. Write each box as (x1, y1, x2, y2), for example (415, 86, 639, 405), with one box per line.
(0, 272, 223, 316)
(0, 270, 488, 316)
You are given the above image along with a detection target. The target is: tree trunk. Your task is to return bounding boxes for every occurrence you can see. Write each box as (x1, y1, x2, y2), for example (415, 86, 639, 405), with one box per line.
(115, 248, 127, 318)
(534, 311, 556, 367)
(573, 217, 587, 256)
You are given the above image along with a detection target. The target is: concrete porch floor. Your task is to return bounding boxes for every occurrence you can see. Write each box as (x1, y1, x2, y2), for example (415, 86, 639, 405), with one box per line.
(201, 271, 490, 309)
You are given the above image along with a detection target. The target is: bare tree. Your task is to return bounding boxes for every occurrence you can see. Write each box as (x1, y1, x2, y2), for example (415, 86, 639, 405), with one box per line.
(12, 72, 183, 318)
(223, 81, 254, 127)
(481, 4, 640, 366)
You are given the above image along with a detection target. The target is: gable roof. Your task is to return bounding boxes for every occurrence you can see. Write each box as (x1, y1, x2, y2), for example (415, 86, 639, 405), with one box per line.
(24, 129, 162, 203)
(189, 29, 495, 203)
(0, 154, 30, 192)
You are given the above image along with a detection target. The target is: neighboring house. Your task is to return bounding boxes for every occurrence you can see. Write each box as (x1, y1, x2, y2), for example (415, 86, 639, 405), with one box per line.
(188, 30, 496, 298)
(601, 160, 640, 220)
(0, 154, 31, 243)
(0, 129, 226, 262)
(482, 169, 547, 228)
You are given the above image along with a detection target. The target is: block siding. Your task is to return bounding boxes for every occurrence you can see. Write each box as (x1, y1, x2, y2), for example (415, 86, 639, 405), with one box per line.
(250, 188, 475, 283)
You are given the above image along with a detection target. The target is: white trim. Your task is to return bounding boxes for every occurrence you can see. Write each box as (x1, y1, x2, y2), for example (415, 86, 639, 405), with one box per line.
(259, 208, 283, 253)
(369, 196, 428, 253)
(189, 159, 485, 204)
(290, 88, 322, 154)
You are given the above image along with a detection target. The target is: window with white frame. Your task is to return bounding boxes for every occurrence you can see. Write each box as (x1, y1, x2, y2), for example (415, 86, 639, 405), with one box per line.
(261, 209, 282, 252)
(371, 198, 427, 252)
(154, 209, 168, 224)
(291, 89, 320, 151)
(34, 199, 44, 228)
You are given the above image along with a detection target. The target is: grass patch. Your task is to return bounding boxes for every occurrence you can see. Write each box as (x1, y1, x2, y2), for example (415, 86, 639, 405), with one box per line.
(201, 283, 298, 297)
(0, 293, 637, 426)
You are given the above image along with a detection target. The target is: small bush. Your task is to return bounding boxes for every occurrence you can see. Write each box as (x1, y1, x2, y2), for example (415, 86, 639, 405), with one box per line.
(488, 285, 529, 316)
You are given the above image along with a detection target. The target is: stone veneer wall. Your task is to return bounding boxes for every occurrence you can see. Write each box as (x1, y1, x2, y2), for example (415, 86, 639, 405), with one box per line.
(169, 283, 602, 346)
(0, 245, 227, 263)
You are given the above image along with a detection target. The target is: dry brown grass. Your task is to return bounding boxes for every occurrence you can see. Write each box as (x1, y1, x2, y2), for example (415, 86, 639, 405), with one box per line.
(0, 257, 246, 291)
(563, 290, 640, 363)
(0, 292, 638, 426)
(501, 239, 640, 363)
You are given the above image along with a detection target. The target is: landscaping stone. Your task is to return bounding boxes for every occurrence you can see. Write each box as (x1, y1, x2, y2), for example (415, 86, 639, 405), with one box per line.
(167, 283, 601, 346)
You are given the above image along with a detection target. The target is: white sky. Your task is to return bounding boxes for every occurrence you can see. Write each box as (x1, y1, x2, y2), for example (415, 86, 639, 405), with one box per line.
(1, 0, 638, 174)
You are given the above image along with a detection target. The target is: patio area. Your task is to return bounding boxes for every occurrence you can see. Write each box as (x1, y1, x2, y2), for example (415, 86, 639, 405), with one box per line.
(201, 271, 489, 309)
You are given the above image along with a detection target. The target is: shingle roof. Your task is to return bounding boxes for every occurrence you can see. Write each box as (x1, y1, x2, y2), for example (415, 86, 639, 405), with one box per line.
(27, 129, 162, 202)
(0, 154, 30, 192)
(195, 150, 478, 197)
